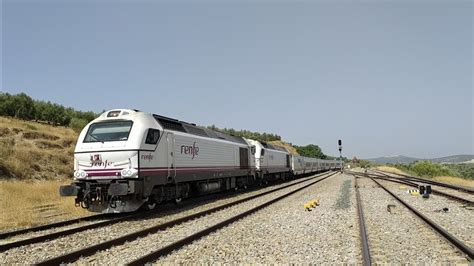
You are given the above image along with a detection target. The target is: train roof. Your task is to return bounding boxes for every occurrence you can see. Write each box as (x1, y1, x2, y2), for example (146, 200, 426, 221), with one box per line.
(152, 114, 248, 145)
(99, 110, 288, 150)
(260, 142, 289, 152)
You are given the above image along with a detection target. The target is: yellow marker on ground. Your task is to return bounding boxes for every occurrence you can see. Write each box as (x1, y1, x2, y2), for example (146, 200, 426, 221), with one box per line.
(304, 199, 320, 211)
(309, 199, 319, 207)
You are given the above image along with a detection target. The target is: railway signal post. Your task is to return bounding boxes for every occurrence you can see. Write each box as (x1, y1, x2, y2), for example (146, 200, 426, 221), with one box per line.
(338, 139, 343, 172)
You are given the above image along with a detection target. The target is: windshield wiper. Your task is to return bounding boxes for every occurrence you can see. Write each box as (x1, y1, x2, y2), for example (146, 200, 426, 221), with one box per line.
(88, 134, 104, 143)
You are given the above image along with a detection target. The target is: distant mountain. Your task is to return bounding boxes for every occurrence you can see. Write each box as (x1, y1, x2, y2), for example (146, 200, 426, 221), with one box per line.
(366, 154, 474, 164)
(366, 155, 419, 164)
(430, 155, 474, 164)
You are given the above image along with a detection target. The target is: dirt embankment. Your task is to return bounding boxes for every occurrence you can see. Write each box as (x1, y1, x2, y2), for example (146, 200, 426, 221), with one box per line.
(0, 117, 88, 230)
(268, 140, 300, 155)
(0, 116, 78, 180)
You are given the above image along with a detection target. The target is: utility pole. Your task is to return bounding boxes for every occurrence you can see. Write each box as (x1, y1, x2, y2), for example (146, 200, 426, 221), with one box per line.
(338, 139, 343, 172)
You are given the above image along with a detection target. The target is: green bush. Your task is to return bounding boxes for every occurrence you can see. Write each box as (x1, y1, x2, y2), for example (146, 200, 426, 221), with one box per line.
(0, 92, 98, 127)
(393, 161, 456, 178)
(411, 161, 455, 177)
(69, 118, 88, 133)
(294, 144, 327, 159)
(0, 93, 36, 120)
(207, 125, 281, 142)
(444, 164, 474, 179)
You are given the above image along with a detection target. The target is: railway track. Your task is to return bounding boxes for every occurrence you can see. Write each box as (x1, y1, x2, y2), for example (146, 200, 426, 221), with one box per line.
(36, 171, 337, 265)
(348, 171, 474, 206)
(352, 172, 473, 262)
(0, 213, 110, 240)
(373, 169, 474, 194)
(373, 172, 474, 205)
(0, 211, 150, 252)
(0, 171, 331, 254)
(354, 175, 371, 266)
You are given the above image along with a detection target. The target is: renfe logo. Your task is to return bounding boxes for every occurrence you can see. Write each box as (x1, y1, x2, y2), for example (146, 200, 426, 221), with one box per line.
(141, 153, 154, 161)
(90, 154, 113, 168)
(91, 154, 101, 162)
(181, 142, 199, 159)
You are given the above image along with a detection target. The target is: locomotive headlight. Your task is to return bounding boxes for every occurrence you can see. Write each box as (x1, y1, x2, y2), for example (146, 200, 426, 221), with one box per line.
(121, 168, 138, 178)
(74, 170, 88, 179)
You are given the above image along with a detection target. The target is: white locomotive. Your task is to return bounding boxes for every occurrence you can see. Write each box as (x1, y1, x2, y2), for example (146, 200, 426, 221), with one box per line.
(60, 109, 342, 213)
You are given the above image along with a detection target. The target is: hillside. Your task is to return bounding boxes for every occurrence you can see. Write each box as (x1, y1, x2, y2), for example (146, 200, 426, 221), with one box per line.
(0, 116, 78, 180)
(0, 117, 87, 230)
(366, 155, 474, 165)
(430, 155, 474, 164)
(268, 140, 299, 155)
(366, 155, 419, 164)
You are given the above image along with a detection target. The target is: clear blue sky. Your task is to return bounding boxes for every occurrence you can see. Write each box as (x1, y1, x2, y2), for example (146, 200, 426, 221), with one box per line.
(2, 0, 473, 159)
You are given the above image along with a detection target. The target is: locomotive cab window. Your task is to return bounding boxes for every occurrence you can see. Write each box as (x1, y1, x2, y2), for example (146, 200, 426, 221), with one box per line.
(250, 145, 256, 155)
(261, 148, 265, 156)
(145, 129, 160, 144)
(84, 121, 133, 143)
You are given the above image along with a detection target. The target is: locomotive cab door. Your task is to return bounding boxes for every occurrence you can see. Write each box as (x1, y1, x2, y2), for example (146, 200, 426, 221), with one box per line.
(239, 147, 249, 169)
(166, 132, 176, 181)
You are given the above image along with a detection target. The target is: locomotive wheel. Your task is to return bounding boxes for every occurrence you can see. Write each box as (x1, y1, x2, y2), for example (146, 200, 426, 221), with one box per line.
(144, 198, 157, 210)
(147, 201, 156, 210)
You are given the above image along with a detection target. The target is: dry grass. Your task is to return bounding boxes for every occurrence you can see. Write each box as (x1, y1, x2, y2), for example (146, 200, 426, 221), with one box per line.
(0, 117, 86, 231)
(268, 140, 299, 155)
(0, 180, 89, 231)
(0, 116, 77, 180)
(375, 166, 407, 175)
(432, 176, 474, 188)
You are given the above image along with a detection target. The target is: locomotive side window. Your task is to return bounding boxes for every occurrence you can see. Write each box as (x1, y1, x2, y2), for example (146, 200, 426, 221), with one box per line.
(145, 129, 161, 144)
(250, 145, 256, 155)
(84, 121, 133, 143)
(261, 148, 265, 156)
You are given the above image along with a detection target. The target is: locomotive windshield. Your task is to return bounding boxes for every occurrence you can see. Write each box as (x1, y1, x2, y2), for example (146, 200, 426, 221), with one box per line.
(84, 121, 133, 143)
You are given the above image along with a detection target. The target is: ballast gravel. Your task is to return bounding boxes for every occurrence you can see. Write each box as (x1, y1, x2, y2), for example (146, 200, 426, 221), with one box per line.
(2, 170, 472, 265)
(0, 218, 111, 246)
(0, 173, 327, 265)
(74, 173, 337, 265)
(378, 178, 474, 250)
(358, 177, 469, 264)
(156, 173, 360, 264)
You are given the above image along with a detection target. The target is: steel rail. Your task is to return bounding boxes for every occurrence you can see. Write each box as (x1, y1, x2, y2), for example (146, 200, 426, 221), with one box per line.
(37, 171, 337, 266)
(0, 213, 110, 240)
(0, 180, 272, 250)
(370, 177, 474, 260)
(353, 175, 371, 266)
(127, 171, 338, 266)
(1, 172, 329, 252)
(0, 212, 145, 252)
(363, 172, 474, 206)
